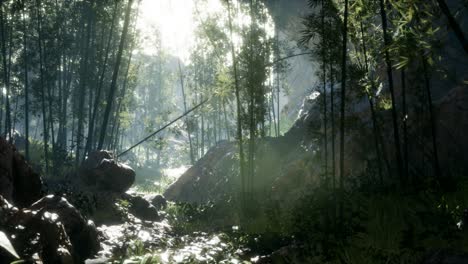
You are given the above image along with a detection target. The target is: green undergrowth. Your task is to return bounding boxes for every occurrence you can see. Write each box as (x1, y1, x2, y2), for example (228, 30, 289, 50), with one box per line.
(297, 178, 468, 263)
(131, 173, 173, 195)
(119, 176, 468, 263)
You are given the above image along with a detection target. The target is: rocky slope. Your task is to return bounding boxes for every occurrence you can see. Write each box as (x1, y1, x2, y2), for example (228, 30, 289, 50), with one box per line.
(165, 84, 468, 208)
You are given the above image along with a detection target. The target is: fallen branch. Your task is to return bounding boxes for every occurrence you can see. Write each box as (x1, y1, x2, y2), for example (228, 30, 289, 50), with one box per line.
(117, 98, 210, 158)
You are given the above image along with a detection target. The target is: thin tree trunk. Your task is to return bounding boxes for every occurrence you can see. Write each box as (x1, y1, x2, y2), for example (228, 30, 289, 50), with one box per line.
(22, 8, 30, 160)
(109, 52, 139, 151)
(379, 0, 404, 184)
(59, 53, 75, 150)
(330, 56, 336, 200)
(435, 0, 468, 54)
(267, 78, 273, 137)
(227, 0, 246, 209)
(112, 120, 121, 153)
(195, 94, 200, 159)
(75, 4, 93, 167)
(178, 59, 195, 165)
(247, 0, 257, 198)
(36, 0, 50, 173)
(201, 95, 205, 155)
(45, 50, 55, 157)
(339, 0, 349, 229)
(12, 95, 18, 133)
(276, 37, 280, 136)
(0, 3, 11, 140)
(223, 98, 230, 141)
(360, 21, 384, 184)
(271, 82, 278, 137)
(422, 56, 442, 181)
(217, 101, 222, 142)
(108, 12, 140, 151)
(321, 0, 328, 183)
(98, 0, 134, 150)
(84, 17, 97, 158)
(85, 0, 119, 155)
(401, 69, 409, 182)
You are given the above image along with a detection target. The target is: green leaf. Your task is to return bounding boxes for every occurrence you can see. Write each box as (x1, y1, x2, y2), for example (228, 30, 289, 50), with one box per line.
(10, 260, 26, 264)
(0, 231, 20, 259)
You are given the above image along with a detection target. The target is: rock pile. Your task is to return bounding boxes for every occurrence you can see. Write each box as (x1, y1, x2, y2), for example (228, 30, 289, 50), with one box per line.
(79, 151, 135, 193)
(0, 138, 100, 263)
(0, 140, 167, 263)
(0, 194, 100, 263)
(77, 150, 161, 224)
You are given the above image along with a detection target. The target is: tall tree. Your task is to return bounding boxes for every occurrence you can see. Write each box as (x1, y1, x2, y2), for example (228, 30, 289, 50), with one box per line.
(226, 0, 246, 209)
(359, 19, 385, 183)
(247, 0, 256, 198)
(84, 0, 119, 157)
(421, 55, 442, 181)
(0, 1, 11, 140)
(98, 0, 134, 150)
(339, 0, 349, 227)
(22, 6, 30, 160)
(35, 0, 50, 173)
(401, 69, 409, 182)
(178, 59, 195, 165)
(379, 0, 404, 184)
(75, 1, 93, 167)
(321, 0, 328, 182)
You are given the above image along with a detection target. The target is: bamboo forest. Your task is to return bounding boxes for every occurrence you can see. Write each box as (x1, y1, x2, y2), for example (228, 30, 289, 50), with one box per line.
(0, 0, 467, 263)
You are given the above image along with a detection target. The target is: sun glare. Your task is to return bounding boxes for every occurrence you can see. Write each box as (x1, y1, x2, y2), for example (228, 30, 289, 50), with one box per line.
(137, 0, 225, 63)
(137, 0, 194, 61)
(137, 0, 275, 64)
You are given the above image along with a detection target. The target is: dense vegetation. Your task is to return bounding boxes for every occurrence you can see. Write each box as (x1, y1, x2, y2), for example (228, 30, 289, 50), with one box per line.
(0, 0, 467, 263)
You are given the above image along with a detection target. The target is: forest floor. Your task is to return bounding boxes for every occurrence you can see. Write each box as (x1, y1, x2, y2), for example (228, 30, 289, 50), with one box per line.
(101, 175, 468, 264)
(95, 201, 252, 263)
(96, 217, 248, 263)
(92, 171, 255, 264)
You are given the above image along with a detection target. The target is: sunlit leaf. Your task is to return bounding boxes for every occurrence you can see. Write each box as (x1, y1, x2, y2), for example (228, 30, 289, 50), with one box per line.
(10, 261, 26, 264)
(428, 56, 434, 66)
(0, 231, 20, 259)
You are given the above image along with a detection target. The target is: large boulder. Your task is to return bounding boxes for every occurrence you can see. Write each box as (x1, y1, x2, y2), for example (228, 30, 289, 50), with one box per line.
(164, 141, 239, 203)
(162, 83, 468, 213)
(88, 191, 127, 225)
(1, 195, 74, 264)
(76, 191, 160, 225)
(126, 195, 159, 221)
(162, 92, 338, 206)
(0, 194, 100, 263)
(0, 195, 17, 226)
(81, 151, 113, 172)
(0, 137, 43, 207)
(94, 159, 135, 193)
(80, 150, 135, 193)
(146, 194, 167, 210)
(29, 195, 100, 261)
(163, 93, 330, 206)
